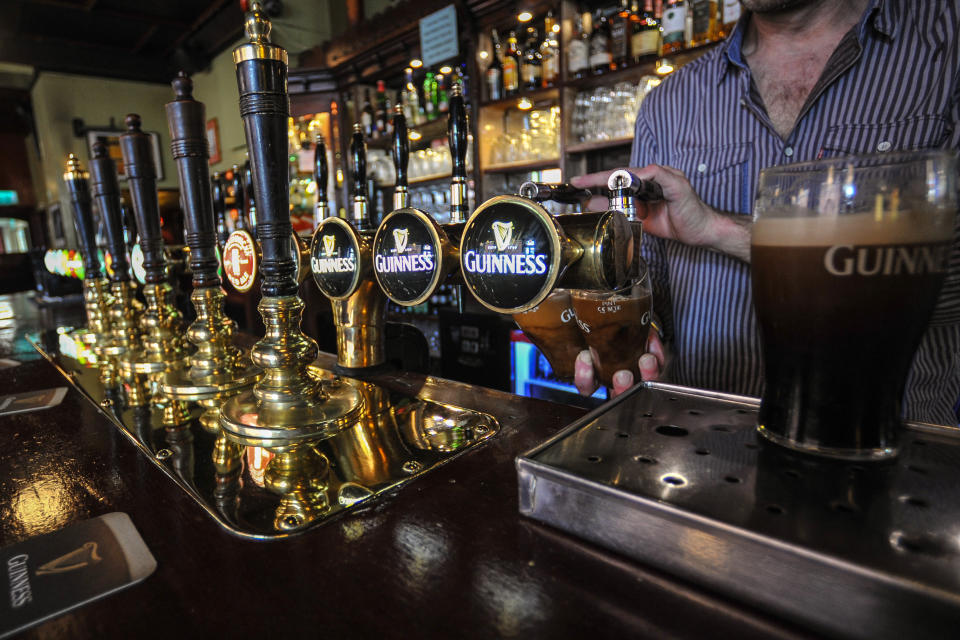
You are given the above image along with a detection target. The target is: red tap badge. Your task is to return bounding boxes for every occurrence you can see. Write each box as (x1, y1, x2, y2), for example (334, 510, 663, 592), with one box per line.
(223, 229, 257, 292)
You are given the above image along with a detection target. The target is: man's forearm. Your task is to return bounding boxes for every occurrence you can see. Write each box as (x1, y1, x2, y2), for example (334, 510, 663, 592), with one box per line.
(705, 211, 753, 263)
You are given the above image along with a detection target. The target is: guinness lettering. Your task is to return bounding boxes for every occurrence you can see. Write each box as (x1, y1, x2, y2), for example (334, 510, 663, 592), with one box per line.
(462, 250, 548, 276)
(823, 243, 948, 277)
(374, 253, 435, 273)
(7, 554, 32, 609)
(311, 256, 356, 273)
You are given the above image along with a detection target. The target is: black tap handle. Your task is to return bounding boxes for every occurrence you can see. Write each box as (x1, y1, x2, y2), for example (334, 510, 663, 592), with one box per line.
(231, 164, 246, 230)
(448, 84, 468, 181)
(391, 106, 408, 189)
(212, 172, 228, 246)
(165, 71, 220, 289)
(350, 124, 368, 200)
(234, 2, 294, 297)
(314, 134, 328, 201)
(119, 113, 165, 285)
(518, 182, 592, 205)
(63, 155, 102, 280)
(90, 142, 130, 283)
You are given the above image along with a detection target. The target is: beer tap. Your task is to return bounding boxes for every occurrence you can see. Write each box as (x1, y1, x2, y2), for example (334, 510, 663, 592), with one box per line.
(160, 72, 262, 433)
(117, 113, 193, 420)
(90, 142, 141, 396)
(313, 133, 330, 225)
(219, 2, 362, 454)
(63, 154, 114, 384)
(371, 85, 468, 308)
(310, 123, 387, 371)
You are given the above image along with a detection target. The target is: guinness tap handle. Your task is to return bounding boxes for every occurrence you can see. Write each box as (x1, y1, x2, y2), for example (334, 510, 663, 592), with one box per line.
(314, 134, 328, 202)
(90, 142, 130, 283)
(165, 71, 220, 289)
(518, 182, 592, 205)
(63, 154, 102, 280)
(233, 1, 296, 297)
(448, 82, 468, 223)
(119, 113, 165, 285)
(391, 105, 408, 190)
(349, 123, 370, 228)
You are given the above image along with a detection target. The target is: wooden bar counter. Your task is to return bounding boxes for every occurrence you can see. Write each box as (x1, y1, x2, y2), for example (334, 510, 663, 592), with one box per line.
(0, 292, 810, 639)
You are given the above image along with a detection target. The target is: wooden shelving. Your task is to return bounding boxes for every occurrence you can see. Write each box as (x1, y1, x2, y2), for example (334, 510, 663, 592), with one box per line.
(483, 158, 561, 174)
(565, 137, 634, 154)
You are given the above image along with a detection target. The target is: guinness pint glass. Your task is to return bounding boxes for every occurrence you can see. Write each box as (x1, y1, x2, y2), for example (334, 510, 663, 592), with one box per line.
(513, 289, 585, 380)
(752, 151, 956, 460)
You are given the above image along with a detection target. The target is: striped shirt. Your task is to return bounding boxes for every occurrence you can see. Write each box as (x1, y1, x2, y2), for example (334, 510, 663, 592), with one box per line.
(633, 0, 960, 424)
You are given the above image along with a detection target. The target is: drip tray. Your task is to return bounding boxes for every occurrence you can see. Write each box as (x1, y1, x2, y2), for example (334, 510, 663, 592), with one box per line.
(518, 382, 960, 640)
(30, 336, 498, 540)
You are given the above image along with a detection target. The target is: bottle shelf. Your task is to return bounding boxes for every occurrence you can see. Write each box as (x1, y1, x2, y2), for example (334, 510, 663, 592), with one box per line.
(409, 171, 453, 185)
(565, 137, 634, 154)
(366, 117, 450, 150)
(479, 87, 559, 110)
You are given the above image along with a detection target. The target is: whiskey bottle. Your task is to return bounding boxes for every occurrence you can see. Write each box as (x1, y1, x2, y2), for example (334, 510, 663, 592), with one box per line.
(611, 0, 632, 69)
(632, 0, 661, 61)
(661, 0, 687, 54)
(486, 29, 504, 101)
(589, 10, 613, 75)
(521, 28, 543, 91)
(503, 31, 521, 96)
(567, 11, 591, 80)
(541, 12, 559, 87)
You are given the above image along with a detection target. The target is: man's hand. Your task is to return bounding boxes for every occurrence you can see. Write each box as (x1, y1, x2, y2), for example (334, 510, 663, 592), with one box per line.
(571, 164, 752, 263)
(574, 330, 667, 397)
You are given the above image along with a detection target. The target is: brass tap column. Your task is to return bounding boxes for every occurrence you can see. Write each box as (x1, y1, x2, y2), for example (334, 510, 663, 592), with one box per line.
(117, 113, 192, 418)
(310, 124, 387, 371)
(90, 142, 141, 395)
(371, 87, 468, 307)
(63, 154, 114, 384)
(219, 2, 362, 452)
(161, 72, 263, 433)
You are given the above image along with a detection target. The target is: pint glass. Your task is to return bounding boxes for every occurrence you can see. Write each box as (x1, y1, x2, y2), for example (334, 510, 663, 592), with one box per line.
(513, 289, 585, 380)
(752, 151, 956, 460)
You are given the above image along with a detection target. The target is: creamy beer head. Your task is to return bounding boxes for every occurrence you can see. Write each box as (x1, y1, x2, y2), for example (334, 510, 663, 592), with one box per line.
(751, 150, 957, 460)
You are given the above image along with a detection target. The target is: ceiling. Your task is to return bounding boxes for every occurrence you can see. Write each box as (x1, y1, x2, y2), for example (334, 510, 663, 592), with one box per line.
(0, 0, 255, 84)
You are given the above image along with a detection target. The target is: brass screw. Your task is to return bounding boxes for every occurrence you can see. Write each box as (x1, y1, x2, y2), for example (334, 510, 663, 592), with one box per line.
(402, 460, 423, 474)
(155, 449, 173, 460)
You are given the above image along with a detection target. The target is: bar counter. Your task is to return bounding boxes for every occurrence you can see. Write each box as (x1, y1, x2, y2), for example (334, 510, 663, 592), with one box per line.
(0, 292, 810, 639)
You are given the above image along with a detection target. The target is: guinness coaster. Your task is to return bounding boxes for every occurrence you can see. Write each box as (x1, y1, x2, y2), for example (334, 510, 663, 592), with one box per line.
(0, 388, 67, 417)
(0, 512, 156, 638)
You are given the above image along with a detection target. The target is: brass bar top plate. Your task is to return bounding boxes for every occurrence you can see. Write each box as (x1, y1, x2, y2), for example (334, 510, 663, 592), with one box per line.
(518, 381, 960, 640)
(29, 334, 498, 540)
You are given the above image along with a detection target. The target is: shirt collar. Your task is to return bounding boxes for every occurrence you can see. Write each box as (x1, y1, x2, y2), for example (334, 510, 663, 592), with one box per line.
(716, 0, 896, 86)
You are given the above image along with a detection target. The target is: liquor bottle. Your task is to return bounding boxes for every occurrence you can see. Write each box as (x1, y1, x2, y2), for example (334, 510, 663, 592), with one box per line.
(589, 10, 613, 75)
(719, 0, 740, 38)
(567, 11, 591, 80)
(611, 0, 632, 69)
(437, 72, 449, 114)
(661, 0, 687, 54)
(632, 0, 661, 61)
(521, 28, 543, 91)
(361, 88, 375, 137)
(423, 71, 437, 120)
(503, 31, 520, 96)
(540, 11, 559, 87)
(374, 79, 388, 138)
(689, 0, 717, 46)
(486, 28, 504, 101)
(404, 68, 424, 125)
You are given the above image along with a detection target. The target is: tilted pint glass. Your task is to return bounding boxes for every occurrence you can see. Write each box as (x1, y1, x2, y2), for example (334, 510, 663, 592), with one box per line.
(751, 151, 956, 460)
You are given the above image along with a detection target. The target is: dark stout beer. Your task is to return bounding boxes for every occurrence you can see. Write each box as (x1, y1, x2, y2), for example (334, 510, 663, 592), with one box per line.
(513, 289, 585, 380)
(571, 280, 652, 388)
(752, 211, 951, 457)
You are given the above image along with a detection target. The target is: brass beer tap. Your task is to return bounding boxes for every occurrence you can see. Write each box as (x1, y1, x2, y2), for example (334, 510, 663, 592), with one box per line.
(63, 154, 114, 385)
(117, 113, 193, 420)
(160, 72, 262, 433)
(219, 2, 362, 451)
(309, 123, 387, 371)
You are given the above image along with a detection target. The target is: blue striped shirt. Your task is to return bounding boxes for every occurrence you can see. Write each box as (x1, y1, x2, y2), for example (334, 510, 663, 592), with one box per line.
(633, 0, 960, 424)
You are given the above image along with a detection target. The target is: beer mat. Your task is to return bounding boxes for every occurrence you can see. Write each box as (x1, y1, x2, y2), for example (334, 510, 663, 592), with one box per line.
(0, 359, 20, 370)
(0, 388, 67, 416)
(0, 513, 157, 639)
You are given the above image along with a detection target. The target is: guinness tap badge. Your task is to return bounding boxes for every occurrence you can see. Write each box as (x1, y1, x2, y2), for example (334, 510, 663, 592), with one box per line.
(492, 221, 514, 251)
(311, 217, 361, 299)
(393, 227, 409, 253)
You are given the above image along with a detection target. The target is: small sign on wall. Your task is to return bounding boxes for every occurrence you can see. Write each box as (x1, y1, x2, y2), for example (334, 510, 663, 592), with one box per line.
(207, 118, 221, 165)
(419, 5, 459, 68)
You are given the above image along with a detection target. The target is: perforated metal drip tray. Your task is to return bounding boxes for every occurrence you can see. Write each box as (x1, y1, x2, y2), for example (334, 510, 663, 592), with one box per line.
(518, 382, 960, 640)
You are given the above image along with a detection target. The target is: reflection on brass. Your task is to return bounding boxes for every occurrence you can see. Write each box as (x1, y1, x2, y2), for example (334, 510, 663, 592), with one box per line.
(232, 3, 287, 64)
(219, 295, 364, 446)
(161, 285, 262, 433)
(80, 277, 116, 386)
(264, 444, 330, 531)
(118, 281, 191, 421)
(102, 280, 142, 400)
(332, 279, 386, 369)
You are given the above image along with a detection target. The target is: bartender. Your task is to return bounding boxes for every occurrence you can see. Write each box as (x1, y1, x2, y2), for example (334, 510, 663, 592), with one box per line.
(571, 0, 960, 426)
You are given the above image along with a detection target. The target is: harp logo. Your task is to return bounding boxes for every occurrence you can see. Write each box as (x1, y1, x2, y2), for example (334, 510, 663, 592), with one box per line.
(393, 228, 409, 254)
(322, 234, 337, 257)
(492, 221, 514, 252)
(36, 541, 102, 575)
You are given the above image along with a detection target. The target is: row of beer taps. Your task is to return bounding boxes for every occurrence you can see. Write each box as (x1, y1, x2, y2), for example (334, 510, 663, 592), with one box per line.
(63, 2, 663, 470)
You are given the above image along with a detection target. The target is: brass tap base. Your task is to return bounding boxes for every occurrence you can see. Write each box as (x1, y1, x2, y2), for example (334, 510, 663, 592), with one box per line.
(219, 294, 364, 447)
(101, 280, 141, 361)
(28, 333, 500, 539)
(332, 279, 387, 370)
